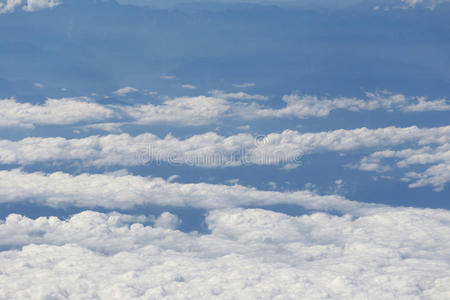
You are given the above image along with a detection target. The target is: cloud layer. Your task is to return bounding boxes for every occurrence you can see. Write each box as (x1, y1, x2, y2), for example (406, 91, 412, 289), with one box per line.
(0, 207, 449, 298)
(1, 125, 448, 189)
(0, 98, 116, 128)
(0, 169, 384, 215)
(2, 125, 449, 166)
(2, 91, 448, 128)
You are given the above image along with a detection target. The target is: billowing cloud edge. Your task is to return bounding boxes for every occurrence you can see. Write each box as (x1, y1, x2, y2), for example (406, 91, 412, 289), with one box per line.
(0, 206, 449, 298)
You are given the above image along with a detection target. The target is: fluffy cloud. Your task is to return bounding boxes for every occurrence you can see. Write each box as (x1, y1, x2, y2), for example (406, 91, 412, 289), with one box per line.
(0, 125, 448, 169)
(357, 144, 450, 191)
(2, 91, 448, 128)
(122, 96, 230, 126)
(113, 86, 139, 96)
(247, 91, 450, 119)
(0, 169, 383, 214)
(1, 125, 448, 189)
(154, 212, 182, 229)
(0, 207, 449, 298)
(0, 0, 60, 14)
(22, 0, 60, 11)
(121, 91, 449, 126)
(0, 98, 116, 128)
(209, 90, 268, 101)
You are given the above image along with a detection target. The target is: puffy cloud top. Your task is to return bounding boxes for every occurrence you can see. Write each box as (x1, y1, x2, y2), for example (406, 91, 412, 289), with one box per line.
(0, 207, 449, 298)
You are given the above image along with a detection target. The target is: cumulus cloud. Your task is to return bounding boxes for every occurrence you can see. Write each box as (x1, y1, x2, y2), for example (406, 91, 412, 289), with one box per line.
(0, 125, 448, 170)
(405, 162, 450, 191)
(120, 91, 450, 126)
(122, 96, 230, 126)
(0, 210, 170, 253)
(246, 91, 450, 120)
(0, 207, 449, 298)
(209, 90, 268, 101)
(113, 86, 139, 96)
(0, 97, 116, 128)
(357, 144, 450, 191)
(22, 0, 60, 11)
(1, 124, 449, 189)
(119, 91, 449, 126)
(0, 169, 384, 214)
(154, 212, 181, 229)
(3, 91, 447, 128)
(0, 0, 60, 14)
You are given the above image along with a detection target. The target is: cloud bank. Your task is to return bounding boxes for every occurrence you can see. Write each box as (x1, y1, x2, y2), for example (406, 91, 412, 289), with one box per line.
(1, 125, 448, 189)
(0, 207, 449, 298)
(2, 126, 449, 167)
(0, 169, 385, 214)
(2, 91, 448, 128)
(0, 98, 116, 128)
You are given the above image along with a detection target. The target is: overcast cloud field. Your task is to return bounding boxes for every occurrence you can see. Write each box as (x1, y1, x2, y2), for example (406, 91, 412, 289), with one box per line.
(0, 0, 450, 299)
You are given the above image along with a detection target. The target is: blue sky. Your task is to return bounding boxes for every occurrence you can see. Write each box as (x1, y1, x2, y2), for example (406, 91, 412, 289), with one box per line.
(0, 0, 450, 298)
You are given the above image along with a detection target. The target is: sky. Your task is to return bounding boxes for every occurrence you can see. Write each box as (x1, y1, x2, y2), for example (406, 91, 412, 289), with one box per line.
(0, 0, 450, 298)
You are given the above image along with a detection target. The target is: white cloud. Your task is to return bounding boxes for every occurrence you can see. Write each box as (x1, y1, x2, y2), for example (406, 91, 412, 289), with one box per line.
(0, 98, 116, 128)
(121, 91, 449, 125)
(209, 90, 268, 101)
(0, 207, 449, 298)
(122, 96, 230, 126)
(401, 96, 450, 112)
(232, 82, 256, 88)
(2, 91, 447, 129)
(113, 86, 139, 96)
(154, 212, 181, 229)
(22, 0, 60, 11)
(181, 84, 197, 89)
(167, 174, 179, 183)
(405, 162, 450, 191)
(160, 75, 175, 80)
(0, 0, 60, 14)
(357, 144, 450, 191)
(0, 0, 21, 13)
(1, 125, 448, 169)
(246, 91, 450, 120)
(33, 82, 44, 88)
(0, 169, 384, 214)
(1, 125, 448, 189)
